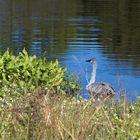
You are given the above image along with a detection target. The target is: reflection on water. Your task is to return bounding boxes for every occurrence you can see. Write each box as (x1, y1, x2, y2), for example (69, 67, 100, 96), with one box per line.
(0, 0, 140, 100)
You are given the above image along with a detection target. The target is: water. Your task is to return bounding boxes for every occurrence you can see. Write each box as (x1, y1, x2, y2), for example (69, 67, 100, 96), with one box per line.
(0, 0, 140, 100)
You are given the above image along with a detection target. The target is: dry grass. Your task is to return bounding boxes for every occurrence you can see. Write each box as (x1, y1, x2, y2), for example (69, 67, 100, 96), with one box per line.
(0, 89, 140, 140)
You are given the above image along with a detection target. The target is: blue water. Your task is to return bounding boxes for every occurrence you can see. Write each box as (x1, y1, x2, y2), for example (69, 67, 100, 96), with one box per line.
(0, 0, 140, 101)
(61, 41, 140, 101)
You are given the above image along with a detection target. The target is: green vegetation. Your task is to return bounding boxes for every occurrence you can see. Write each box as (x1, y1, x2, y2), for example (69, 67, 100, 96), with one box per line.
(0, 91, 140, 140)
(0, 50, 140, 140)
(0, 49, 80, 106)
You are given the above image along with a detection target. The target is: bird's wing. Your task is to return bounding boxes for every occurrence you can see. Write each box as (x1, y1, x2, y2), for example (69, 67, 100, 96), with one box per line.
(87, 82, 115, 98)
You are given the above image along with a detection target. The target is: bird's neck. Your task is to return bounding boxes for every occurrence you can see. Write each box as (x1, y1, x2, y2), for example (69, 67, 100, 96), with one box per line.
(88, 62, 97, 85)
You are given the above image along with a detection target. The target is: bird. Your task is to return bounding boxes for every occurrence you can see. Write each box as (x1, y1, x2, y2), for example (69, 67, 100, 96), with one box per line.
(86, 58, 115, 99)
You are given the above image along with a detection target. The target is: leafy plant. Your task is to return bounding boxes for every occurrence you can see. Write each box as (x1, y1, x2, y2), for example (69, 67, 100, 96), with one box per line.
(0, 49, 81, 104)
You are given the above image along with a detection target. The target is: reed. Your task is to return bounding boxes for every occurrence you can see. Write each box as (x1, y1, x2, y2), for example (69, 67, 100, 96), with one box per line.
(0, 88, 140, 140)
(0, 50, 139, 140)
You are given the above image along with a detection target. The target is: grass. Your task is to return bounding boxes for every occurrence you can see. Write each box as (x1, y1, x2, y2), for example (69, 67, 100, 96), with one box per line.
(0, 49, 140, 139)
(0, 88, 140, 140)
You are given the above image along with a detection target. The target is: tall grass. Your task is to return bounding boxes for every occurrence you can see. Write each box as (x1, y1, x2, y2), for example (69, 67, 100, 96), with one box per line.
(0, 50, 140, 139)
(0, 88, 140, 140)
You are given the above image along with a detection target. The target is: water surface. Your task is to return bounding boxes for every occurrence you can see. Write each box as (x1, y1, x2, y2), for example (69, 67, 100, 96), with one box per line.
(0, 0, 140, 100)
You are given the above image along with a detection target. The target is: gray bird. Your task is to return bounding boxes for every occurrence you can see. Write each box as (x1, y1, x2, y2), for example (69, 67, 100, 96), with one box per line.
(86, 58, 115, 99)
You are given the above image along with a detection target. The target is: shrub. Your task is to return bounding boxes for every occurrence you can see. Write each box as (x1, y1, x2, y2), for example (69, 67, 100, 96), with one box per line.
(0, 49, 81, 105)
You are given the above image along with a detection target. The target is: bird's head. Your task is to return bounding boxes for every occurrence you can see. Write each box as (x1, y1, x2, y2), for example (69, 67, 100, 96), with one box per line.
(86, 58, 96, 64)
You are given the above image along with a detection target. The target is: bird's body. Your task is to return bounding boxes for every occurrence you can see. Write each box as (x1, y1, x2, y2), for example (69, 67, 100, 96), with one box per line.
(86, 58, 115, 99)
(86, 82, 115, 99)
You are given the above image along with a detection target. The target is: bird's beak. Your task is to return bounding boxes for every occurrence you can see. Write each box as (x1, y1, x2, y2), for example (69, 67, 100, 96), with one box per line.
(85, 59, 91, 62)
